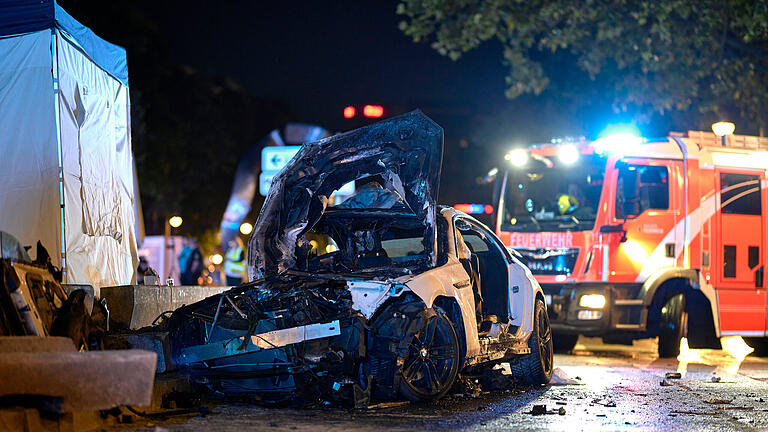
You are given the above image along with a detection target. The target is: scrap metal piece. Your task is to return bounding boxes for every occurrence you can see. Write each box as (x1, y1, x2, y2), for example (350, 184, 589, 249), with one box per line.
(179, 320, 342, 364)
(347, 281, 404, 319)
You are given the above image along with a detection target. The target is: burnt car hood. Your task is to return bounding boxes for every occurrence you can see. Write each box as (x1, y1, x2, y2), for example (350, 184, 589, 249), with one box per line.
(248, 110, 443, 279)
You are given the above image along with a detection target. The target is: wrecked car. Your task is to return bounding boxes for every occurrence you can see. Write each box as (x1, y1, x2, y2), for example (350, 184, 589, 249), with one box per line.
(165, 111, 552, 405)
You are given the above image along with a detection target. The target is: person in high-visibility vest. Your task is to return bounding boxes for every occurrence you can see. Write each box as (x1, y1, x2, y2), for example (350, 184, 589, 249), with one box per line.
(224, 237, 246, 286)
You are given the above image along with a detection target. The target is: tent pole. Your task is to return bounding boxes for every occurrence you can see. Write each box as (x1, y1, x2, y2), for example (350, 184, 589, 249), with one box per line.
(51, 29, 68, 283)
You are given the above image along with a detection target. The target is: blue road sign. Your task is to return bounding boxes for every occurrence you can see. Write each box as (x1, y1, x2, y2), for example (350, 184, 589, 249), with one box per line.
(261, 146, 301, 171)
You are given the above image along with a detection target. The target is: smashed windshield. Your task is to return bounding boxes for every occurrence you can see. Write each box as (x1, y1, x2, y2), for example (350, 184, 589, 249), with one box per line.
(300, 209, 437, 276)
(500, 153, 606, 232)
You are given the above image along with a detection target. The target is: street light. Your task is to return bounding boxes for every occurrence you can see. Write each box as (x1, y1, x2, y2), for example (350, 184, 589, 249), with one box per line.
(169, 216, 183, 228)
(507, 149, 528, 167)
(239, 222, 253, 235)
(712, 122, 735, 147)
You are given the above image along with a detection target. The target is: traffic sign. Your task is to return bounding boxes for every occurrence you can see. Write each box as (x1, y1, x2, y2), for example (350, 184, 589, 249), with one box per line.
(261, 146, 301, 171)
(259, 171, 277, 196)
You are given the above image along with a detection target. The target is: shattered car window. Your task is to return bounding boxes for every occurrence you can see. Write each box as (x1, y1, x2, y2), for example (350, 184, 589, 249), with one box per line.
(303, 209, 432, 275)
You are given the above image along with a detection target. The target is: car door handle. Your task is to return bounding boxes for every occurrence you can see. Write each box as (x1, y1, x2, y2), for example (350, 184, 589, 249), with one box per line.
(756, 267, 763, 288)
(453, 280, 471, 289)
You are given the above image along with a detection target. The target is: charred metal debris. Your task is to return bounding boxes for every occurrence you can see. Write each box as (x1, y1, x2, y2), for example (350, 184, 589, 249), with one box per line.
(157, 112, 449, 407)
(248, 110, 442, 280)
(0, 238, 106, 345)
(164, 274, 456, 407)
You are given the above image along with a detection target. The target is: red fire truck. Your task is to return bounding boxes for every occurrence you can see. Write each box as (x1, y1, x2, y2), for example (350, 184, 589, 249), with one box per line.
(494, 129, 768, 357)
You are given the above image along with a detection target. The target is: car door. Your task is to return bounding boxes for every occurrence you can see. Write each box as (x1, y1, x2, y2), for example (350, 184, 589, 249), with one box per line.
(455, 217, 533, 328)
(714, 170, 766, 336)
(606, 159, 678, 282)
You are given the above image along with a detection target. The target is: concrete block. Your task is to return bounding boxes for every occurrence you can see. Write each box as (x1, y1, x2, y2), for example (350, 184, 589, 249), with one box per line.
(0, 336, 75, 353)
(100, 285, 229, 330)
(0, 349, 156, 412)
(0, 407, 102, 432)
(104, 332, 172, 373)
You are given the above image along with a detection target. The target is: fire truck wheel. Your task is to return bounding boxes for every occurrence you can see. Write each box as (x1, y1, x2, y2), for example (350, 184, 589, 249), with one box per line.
(552, 333, 579, 353)
(658, 294, 687, 358)
(511, 299, 553, 385)
(744, 338, 768, 356)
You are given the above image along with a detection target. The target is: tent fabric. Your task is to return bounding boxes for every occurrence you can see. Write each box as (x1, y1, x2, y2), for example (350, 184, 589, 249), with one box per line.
(0, 30, 62, 266)
(54, 4, 128, 87)
(0, 9, 137, 292)
(57, 30, 137, 289)
(0, 0, 128, 87)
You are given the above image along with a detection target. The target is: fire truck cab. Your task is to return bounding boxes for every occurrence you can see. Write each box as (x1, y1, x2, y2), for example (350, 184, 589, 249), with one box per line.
(495, 131, 768, 357)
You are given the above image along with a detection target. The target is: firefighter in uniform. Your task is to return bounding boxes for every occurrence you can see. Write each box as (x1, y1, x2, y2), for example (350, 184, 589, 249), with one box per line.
(224, 237, 246, 286)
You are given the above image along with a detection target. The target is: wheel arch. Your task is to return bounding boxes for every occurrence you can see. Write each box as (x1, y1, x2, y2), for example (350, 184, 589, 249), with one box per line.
(644, 272, 719, 349)
(639, 268, 698, 307)
(433, 296, 468, 368)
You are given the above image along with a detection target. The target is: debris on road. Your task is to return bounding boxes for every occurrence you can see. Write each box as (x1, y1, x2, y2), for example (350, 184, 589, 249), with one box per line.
(706, 397, 734, 405)
(551, 367, 582, 385)
(711, 376, 722, 383)
(452, 375, 482, 398)
(660, 379, 673, 386)
(530, 404, 548, 415)
(665, 372, 682, 380)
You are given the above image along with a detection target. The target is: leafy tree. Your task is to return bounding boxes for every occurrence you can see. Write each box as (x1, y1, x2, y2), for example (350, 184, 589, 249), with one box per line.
(397, 0, 768, 132)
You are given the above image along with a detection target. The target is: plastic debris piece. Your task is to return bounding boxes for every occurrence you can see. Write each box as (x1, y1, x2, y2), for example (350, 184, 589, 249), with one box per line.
(660, 379, 673, 386)
(558, 407, 566, 415)
(711, 376, 721, 383)
(665, 372, 682, 379)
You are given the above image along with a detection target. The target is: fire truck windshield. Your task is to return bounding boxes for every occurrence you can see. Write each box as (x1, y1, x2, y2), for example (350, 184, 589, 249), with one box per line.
(500, 153, 606, 232)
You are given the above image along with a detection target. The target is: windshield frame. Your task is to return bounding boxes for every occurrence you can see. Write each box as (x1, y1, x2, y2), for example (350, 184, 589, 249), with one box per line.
(498, 151, 608, 233)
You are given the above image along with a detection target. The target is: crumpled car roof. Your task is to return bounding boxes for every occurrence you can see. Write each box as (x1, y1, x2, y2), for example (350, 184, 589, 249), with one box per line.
(248, 110, 443, 279)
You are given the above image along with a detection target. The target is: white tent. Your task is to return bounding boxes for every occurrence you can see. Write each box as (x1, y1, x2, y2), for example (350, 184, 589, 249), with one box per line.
(0, 1, 137, 291)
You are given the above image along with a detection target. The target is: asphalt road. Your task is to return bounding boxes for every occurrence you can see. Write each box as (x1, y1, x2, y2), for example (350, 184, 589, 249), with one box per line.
(119, 337, 768, 432)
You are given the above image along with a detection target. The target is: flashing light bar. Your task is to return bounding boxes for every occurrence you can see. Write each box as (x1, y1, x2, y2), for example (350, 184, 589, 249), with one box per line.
(454, 204, 493, 215)
(592, 133, 643, 156)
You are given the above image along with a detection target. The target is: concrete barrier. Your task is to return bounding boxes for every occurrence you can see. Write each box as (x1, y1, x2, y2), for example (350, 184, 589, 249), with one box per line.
(100, 285, 230, 330)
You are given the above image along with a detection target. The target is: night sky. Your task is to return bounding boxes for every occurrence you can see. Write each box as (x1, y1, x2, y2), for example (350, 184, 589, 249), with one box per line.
(59, 0, 704, 220)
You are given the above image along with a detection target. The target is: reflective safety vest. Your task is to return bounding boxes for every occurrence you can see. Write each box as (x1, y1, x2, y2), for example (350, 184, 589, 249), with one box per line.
(224, 246, 246, 277)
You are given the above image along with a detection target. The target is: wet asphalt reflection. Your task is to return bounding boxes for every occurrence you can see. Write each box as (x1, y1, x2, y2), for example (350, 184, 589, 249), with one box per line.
(121, 337, 768, 432)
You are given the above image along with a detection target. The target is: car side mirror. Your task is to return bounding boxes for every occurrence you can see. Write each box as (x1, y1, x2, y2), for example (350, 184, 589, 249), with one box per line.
(599, 224, 628, 242)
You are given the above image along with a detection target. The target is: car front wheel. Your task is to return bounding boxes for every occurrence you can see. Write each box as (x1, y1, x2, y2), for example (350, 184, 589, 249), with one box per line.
(398, 306, 461, 402)
(511, 299, 553, 385)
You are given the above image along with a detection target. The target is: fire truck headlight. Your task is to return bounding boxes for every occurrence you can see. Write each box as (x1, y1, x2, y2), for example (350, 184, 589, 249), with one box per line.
(579, 294, 606, 309)
(558, 145, 579, 165)
(507, 149, 528, 167)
